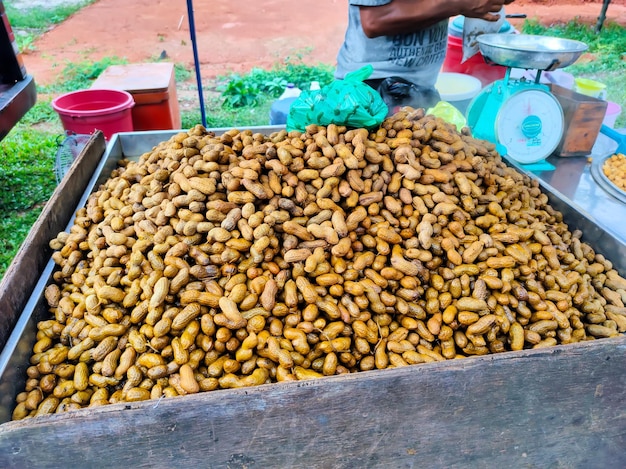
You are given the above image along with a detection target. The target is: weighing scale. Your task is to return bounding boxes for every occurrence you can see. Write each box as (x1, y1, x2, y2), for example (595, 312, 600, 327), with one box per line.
(466, 34, 588, 164)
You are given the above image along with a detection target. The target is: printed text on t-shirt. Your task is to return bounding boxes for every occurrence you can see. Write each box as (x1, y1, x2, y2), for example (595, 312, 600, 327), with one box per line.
(389, 22, 447, 69)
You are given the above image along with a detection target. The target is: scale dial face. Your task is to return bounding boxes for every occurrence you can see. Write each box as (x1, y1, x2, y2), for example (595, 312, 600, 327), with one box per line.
(495, 89, 564, 164)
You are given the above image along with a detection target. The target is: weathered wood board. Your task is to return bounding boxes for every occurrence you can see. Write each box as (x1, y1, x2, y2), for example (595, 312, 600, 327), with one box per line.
(551, 84, 608, 157)
(0, 337, 624, 469)
(0, 132, 106, 351)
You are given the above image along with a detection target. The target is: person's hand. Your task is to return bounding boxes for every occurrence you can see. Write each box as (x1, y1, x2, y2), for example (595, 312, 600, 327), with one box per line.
(458, 0, 512, 21)
(358, 0, 518, 38)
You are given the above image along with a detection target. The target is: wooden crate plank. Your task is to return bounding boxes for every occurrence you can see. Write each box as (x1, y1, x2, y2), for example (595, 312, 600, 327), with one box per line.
(551, 84, 607, 157)
(0, 132, 106, 351)
(0, 338, 624, 468)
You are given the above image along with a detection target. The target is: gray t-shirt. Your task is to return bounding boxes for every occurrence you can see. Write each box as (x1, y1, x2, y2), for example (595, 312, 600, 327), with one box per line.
(335, 0, 448, 88)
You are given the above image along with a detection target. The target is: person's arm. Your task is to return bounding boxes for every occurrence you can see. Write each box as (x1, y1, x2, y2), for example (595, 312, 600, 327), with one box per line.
(360, 0, 516, 38)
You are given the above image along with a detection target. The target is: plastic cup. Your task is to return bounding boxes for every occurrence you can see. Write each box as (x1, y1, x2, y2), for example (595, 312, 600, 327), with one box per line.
(574, 77, 607, 100)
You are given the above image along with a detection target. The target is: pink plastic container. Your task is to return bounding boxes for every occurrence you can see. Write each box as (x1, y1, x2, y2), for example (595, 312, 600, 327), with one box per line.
(603, 101, 622, 129)
(52, 89, 135, 140)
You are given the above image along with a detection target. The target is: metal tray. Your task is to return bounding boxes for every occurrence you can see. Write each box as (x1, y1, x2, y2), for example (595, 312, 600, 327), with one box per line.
(1, 127, 626, 425)
(590, 153, 626, 205)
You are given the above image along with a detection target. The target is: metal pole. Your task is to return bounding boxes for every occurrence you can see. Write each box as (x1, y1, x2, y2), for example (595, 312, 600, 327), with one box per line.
(186, 0, 207, 127)
(595, 0, 612, 33)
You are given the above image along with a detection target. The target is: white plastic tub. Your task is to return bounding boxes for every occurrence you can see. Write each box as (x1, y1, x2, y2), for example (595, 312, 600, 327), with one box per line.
(435, 72, 482, 115)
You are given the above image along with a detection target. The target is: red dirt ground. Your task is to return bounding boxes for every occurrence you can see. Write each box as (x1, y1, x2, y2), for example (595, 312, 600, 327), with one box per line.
(21, 0, 626, 87)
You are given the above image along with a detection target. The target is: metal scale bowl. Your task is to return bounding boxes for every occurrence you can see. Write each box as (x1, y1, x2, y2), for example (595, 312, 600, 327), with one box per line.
(466, 34, 588, 164)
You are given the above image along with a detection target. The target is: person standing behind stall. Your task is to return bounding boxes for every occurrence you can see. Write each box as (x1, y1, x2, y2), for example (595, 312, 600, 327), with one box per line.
(335, 0, 516, 94)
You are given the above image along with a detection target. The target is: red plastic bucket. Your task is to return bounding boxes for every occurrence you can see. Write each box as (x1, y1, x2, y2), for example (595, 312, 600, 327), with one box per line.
(52, 89, 135, 140)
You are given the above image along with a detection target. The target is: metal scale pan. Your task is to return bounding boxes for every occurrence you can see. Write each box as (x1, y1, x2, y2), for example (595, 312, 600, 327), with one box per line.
(467, 34, 588, 164)
(477, 33, 588, 71)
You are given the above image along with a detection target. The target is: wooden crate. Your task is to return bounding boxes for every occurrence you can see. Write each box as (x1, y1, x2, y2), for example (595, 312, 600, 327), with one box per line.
(1, 130, 625, 468)
(551, 84, 608, 157)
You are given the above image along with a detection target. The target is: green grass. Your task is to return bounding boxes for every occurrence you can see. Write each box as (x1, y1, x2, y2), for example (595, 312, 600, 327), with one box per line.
(0, 104, 59, 277)
(0, 209, 47, 273)
(217, 59, 335, 108)
(181, 96, 274, 130)
(39, 56, 129, 93)
(5, 1, 98, 53)
(0, 128, 57, 212)
(5, 1, 96, 28)
(174, 63, 192, 84)
(177, 57, 334, 129)
(0, 102, 59, 213)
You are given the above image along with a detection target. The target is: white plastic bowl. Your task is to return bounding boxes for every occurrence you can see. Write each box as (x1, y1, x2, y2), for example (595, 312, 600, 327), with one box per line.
(435, 72, 482, 115)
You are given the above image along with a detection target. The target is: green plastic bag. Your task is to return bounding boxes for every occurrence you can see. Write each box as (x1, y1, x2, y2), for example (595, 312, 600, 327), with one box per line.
(426, 101, 467, 131)
(286, 65, 388, 132)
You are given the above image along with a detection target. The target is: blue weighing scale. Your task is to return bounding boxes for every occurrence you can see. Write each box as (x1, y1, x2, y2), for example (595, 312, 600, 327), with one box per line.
(466, 34, 589, 165)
